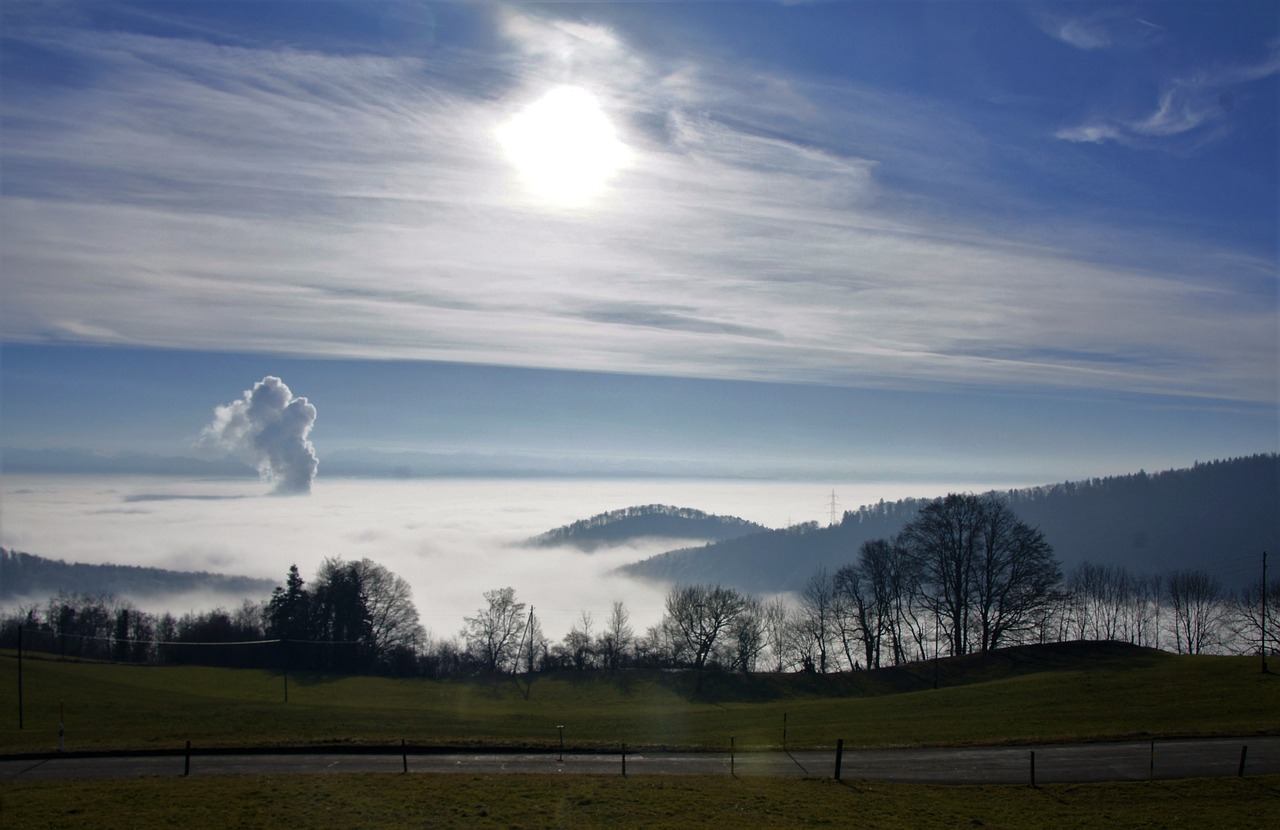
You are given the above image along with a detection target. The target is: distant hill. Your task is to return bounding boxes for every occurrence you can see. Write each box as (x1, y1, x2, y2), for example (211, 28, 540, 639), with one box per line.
(0, 548, 277, 602)
(1, 447, 256, 477)
(620, 454, 1279, 592)
(526, 504, 769, 552)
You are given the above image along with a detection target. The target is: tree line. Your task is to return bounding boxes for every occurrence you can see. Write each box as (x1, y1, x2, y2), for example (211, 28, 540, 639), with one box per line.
(2, 494, 1275, 678)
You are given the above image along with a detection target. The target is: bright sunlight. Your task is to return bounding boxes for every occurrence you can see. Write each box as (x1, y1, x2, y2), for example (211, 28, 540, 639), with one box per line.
(497, 85, 631, 207)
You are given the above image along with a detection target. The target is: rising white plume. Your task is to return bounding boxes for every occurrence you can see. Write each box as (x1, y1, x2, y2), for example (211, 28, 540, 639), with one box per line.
(200, 376, 318, 494)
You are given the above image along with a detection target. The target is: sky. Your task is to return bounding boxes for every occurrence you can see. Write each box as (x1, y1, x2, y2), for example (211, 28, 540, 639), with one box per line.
(2, 0, 1277, 488)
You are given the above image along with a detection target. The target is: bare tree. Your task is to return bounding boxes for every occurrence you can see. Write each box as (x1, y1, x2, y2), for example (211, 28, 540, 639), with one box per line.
(834, 539, 911, 670)
(832, 561, 875, 669)
(561, 610, 595, 670)
(1066, 562, 1130, 641)
(794, 568, 838, 672)
(761, 595, 791, 672)
(900, 494, 984, 656)
(972, 511, 1060, 651)
(902, 494, 1061, 655)
(1166, 569, 1225, 655)
(596, 600, 633, 671)
(662, 584, 747, 682)
(728, 595, 768, 673)
(1230, 577, 1280, 657)
(462, 587, 527, 672)
(350, 558, 424, 659)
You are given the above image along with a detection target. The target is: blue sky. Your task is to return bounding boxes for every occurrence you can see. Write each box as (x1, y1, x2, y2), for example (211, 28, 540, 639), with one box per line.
(2, 0, 1276, 486)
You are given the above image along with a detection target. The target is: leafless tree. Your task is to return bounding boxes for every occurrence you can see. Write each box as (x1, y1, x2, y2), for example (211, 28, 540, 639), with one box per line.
(1165, 569, 1225, 655)
(761, 595, 791, 672)
(561, 610, 595, 670)
(349, 558, 424, 658)
(794, 567, 838, 672)
(662, 584, 747, 680)
(1066, 562, 1134, 641)
(972, 510, 1060, 652)
(462, 587, 528, 672)
(1230, 577, 1280, 657)
(728, 595, 768, 673)
(596, 600, 633, 671)
(902, 494, 1061, 655)
(834, 538, 914, 669)
(833, 561, 875, 669)
(900, 494, 984, 656)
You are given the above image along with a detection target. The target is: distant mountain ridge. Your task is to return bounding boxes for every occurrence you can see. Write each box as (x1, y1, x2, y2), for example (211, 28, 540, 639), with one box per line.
(2, 447, 256, 477)
(526, 504, 769, 552)
(0, 548, 277, 602)
(620, 454, 1279, 592)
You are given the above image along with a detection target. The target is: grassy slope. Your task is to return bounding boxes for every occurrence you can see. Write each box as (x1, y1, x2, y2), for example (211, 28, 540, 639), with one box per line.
(2, 642, 1277, 755)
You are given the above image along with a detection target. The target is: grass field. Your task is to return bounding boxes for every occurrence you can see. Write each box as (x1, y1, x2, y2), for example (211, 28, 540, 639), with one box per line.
(2, 641, 1277, 755)
(4, 642, 1278, 828)
(4, 773, 1279, 829)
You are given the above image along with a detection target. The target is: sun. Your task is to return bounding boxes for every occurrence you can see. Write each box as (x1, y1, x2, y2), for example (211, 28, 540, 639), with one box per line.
(497, 85, 631, 207)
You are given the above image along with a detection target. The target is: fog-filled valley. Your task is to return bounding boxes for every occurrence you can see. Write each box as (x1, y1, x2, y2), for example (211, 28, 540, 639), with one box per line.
(4, 455, 1275, 653)
(1, 475, 944, 640)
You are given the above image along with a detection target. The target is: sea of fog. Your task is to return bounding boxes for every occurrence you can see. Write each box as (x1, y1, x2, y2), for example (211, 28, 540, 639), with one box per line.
(1, 474, 1016, 641)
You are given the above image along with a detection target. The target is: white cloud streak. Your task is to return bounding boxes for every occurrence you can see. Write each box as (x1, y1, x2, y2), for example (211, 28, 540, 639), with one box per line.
(0, 8, 1274, 405)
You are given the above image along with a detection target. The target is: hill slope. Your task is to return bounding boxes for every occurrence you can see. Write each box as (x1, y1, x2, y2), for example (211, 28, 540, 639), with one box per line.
(620, 454, 1278, 592)
(525, 504, 769, 552)
(0, 548, 276, 602)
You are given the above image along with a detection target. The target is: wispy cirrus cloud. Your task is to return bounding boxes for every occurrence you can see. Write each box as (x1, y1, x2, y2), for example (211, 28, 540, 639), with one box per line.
(0, 6, 1274, 407)
(1056, 41, 1279, 150)
(1033, 6, 1164, 51)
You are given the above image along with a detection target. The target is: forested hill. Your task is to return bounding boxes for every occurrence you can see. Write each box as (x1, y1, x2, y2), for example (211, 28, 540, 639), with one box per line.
(0, 548, 276, 602)
(525, 504, 769, 552)
(619, 454, 1279, 593)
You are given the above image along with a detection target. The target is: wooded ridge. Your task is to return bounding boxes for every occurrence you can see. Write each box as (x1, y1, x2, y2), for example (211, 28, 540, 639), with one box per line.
(524, 504, 768, 551)
(620, 454, 1279, 592)
(0, 548, 276, 601)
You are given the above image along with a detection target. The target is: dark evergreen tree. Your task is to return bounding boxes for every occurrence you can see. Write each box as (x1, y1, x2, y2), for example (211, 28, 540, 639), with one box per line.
(266, 564, 313, 641)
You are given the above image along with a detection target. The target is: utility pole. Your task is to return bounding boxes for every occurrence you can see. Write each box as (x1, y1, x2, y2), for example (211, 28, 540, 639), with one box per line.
(17, 626, 23, 730)
(527, 606, 536, 680)
(1263, 551, 1269, 675)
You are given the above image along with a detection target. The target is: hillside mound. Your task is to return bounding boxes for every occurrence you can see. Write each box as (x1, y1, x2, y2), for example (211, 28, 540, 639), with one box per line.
(525, 504, 769, 552)
(0, 547, 276, 601)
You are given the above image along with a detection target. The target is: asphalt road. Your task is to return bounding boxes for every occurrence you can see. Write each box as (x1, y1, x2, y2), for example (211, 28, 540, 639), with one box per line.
(3, 737, 1278, 784)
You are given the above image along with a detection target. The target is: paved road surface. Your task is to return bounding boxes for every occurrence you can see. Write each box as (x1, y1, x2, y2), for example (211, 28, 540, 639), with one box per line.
(3, 738, 1277, 784)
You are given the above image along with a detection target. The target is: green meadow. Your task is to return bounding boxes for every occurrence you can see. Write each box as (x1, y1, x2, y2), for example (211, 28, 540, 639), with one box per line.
(4, 642, 1279, 829)
(2, 642, 1276, 755)
(4, 773, 1280, 829)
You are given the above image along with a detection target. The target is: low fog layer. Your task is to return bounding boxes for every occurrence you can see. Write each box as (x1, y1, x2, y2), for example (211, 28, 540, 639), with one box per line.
(0, 475, 979, 640)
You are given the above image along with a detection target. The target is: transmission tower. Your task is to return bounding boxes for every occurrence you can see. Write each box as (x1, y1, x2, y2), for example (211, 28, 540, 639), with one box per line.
(827, 489, 840, 526)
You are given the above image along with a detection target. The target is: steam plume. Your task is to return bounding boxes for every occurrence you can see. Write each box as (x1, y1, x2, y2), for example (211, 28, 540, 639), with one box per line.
(200, 376, 318, 494)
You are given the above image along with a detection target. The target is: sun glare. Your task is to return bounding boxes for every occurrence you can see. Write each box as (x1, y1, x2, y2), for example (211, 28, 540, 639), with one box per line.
(497, 85, 631, 207)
